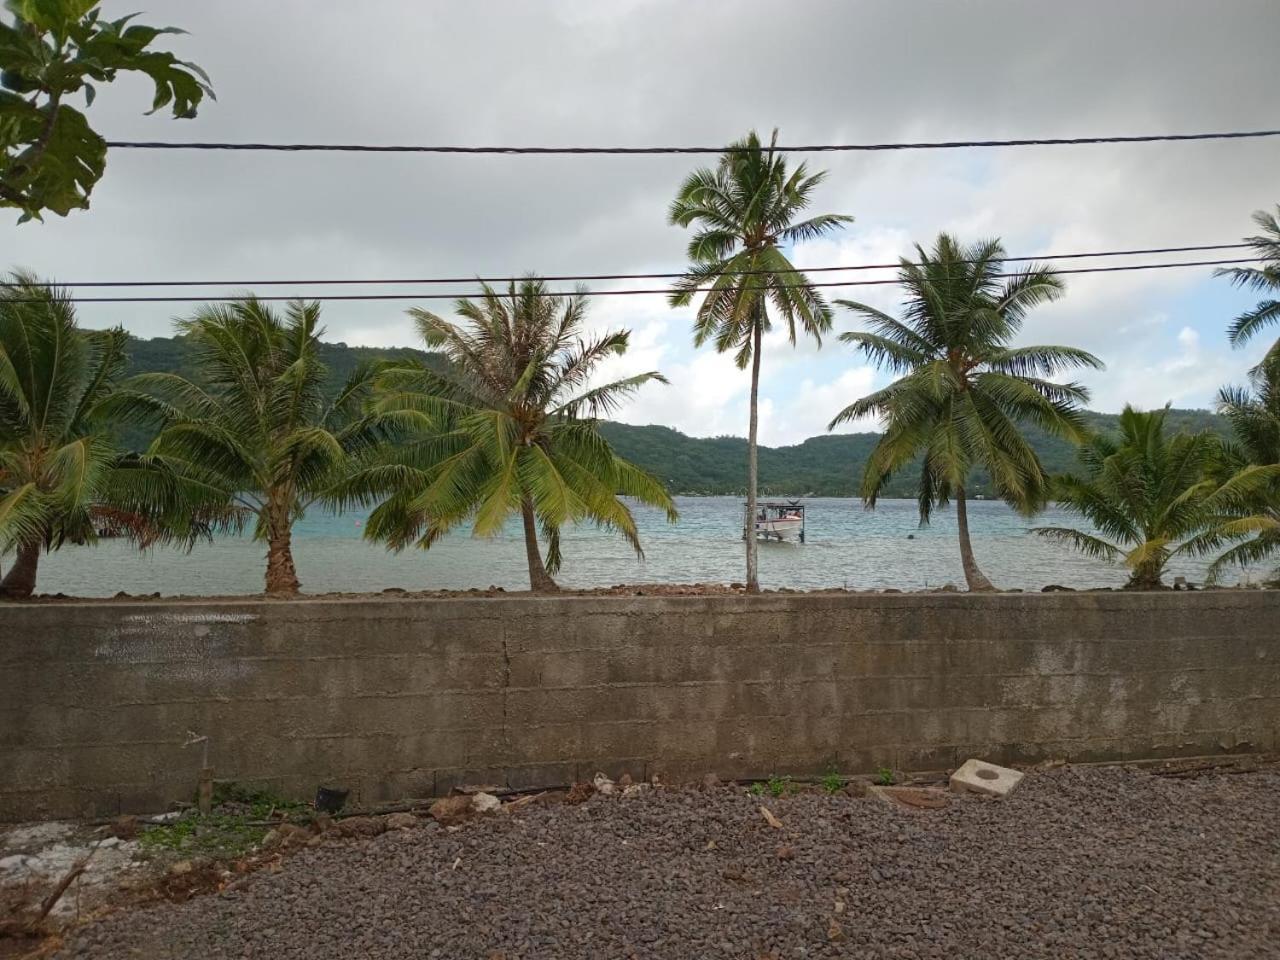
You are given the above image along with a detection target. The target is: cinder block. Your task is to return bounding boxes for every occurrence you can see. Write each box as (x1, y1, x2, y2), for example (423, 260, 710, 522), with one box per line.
(949, 758, 1024, 797)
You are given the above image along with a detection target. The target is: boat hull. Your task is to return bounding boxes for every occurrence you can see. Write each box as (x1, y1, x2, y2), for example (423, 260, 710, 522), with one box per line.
(753, 517, 803, 541)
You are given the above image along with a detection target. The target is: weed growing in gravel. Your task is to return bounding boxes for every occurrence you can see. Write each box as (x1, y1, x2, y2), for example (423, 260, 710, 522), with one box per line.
(820, 770, 844, 794)
(140, 784, 309, 860)
(139, 813, 269, 859)
(876, 767, 895, 786)
(748, 782, 765, 797)
(767, 776, 791, 798)
(211, 783, 309, 819)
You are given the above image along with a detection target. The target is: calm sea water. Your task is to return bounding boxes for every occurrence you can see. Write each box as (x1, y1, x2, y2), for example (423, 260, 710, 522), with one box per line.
(30, 497, 1251, 596)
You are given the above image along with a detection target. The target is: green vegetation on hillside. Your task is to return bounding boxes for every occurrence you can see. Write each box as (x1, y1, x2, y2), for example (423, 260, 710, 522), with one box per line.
(599, 412, 1228, 498)
(115, 334, 448, 452)
(116, 333, 1228, 499)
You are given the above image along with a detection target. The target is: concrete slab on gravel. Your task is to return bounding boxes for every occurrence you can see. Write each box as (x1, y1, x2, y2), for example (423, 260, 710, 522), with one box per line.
(950, 758, 1024, 797)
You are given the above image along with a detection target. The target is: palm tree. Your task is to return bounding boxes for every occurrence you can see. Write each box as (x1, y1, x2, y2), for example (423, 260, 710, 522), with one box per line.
(0, 273, 206, 599)
(1032, 406, 1275, 589)
(830, 234, 1103, 591)
(1209, 357, 1280, 584)
(118, 298, 393, 596)
(669, 129, 852, 593)
(1218, 205, 1280, 369)
(342, 278, 677, 592)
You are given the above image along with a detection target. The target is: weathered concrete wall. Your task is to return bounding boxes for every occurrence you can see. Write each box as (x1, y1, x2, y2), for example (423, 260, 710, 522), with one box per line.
(1, 592, 1277, 820)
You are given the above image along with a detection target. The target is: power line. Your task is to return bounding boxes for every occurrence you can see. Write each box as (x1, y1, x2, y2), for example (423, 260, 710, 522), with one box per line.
(14, 257, 1259, 305)
(31, 242, 1255, 289)
(102, 129, 1280, 155)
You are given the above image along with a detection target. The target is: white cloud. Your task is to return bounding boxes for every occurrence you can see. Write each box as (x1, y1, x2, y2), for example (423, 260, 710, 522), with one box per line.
(610, 346, 750, 437)
(764, 367, 879, 446)
(1088, 324, 1241, 411)
(792, 225, 913, 320)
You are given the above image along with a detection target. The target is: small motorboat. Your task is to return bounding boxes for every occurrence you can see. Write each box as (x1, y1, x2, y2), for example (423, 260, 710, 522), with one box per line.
(744, 500, 806, 542)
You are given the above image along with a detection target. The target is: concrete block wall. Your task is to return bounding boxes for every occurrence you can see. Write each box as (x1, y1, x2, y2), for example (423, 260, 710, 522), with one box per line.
(1, 591, 1277, 820)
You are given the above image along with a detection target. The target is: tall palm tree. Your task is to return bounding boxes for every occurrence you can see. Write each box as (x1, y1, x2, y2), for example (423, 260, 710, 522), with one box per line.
(1209, 357, 1280, 583)
(669, 129, 852, 593)
(830, 234, 1102, 591)
(1033, 406, 1276, 589)
(342, 278, 676, 592)
(0, 272, 206, 599)
(118, 298, 394, 596)
(1218, 205, 1280, 369)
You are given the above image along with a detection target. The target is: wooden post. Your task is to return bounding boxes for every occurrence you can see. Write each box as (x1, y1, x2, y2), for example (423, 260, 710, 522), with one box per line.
(185, 730, 212, 814)
(198, 767, 214, 815)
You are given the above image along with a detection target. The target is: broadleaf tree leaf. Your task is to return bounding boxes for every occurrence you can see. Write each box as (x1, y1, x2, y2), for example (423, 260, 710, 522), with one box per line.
(0, 2, 211, 221)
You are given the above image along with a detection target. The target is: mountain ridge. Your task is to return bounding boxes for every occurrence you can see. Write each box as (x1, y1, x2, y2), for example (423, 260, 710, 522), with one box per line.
(121, 334, 1227, 499)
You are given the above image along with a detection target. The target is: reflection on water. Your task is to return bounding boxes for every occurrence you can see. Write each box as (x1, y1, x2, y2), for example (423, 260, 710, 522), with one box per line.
(34, 496, 1253, 596)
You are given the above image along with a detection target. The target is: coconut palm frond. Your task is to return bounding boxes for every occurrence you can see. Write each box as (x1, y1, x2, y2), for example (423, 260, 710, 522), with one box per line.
(668, 131, 849, 592)
(0, 276, 221, 595)
(0, 483, 49, 555)
(1218, 206, 1280, 349)
(1031, 526, 1123, 563)
(828, 233, 1093, 590)
(121, 298, 415, 594)
(358, 278, 672, 590)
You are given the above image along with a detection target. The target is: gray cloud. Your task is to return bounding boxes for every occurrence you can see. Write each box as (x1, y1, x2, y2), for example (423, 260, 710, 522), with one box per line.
(3, 0, 1277, 437)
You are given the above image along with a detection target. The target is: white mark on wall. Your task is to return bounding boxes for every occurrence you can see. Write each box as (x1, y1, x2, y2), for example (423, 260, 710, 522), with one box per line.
(124, 613, 257, 626)
(94, 612, 259, 685)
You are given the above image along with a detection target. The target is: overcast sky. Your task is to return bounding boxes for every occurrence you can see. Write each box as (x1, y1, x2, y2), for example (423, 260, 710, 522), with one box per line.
(5, 0, 1279, 444)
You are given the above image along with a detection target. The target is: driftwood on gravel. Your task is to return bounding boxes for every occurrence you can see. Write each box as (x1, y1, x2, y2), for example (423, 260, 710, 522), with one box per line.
(0, 841, 101, 940)
(1151, 759, 1262, 779)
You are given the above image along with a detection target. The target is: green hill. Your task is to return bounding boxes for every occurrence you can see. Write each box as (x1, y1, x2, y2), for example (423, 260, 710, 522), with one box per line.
(115, 334, 449, 451)
(598, 409, 1228, 498)
(117, 334, 1227, 497)
(123, 334, 447, 390)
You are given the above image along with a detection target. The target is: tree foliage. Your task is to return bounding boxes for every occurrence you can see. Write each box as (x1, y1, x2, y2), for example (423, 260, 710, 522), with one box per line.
(1033, 405, 1278, 588)
(1210, 358, 1280, 583)
(0, 0, 212, 221)
(832, 232, 1102, 589)
(0, 272, 211, 598)
(668, 129, 852, 366)
(669, 128, 851, 592)
(1217, 205, 1280, 369)
(113, 299, 396, 595)
(338, 278, 676, 592)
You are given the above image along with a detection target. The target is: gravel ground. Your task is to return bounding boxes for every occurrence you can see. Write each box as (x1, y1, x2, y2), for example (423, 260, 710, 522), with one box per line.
(58, 767, 1280, 959)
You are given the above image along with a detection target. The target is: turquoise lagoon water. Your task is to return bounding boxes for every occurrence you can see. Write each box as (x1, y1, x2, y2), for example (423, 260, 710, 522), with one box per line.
(31, 497, 1252, 597)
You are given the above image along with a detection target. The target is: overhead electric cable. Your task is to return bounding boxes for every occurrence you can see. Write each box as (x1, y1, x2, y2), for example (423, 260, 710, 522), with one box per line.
(32, 242, 1254, 289)
(102, 129, 1280, 155)
(13, 257, 1260, 305)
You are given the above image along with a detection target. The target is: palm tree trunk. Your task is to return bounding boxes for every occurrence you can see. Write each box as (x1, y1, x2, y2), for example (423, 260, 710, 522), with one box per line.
(0, 541, 41, 600)
(955, 485, 995, 592)
(264, 531, 300, 596)
(1126, 565, 1164, 590)
(263, 502, 300, 596)
(520, 496, 559, 593)
(744, 322, 762, 594)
